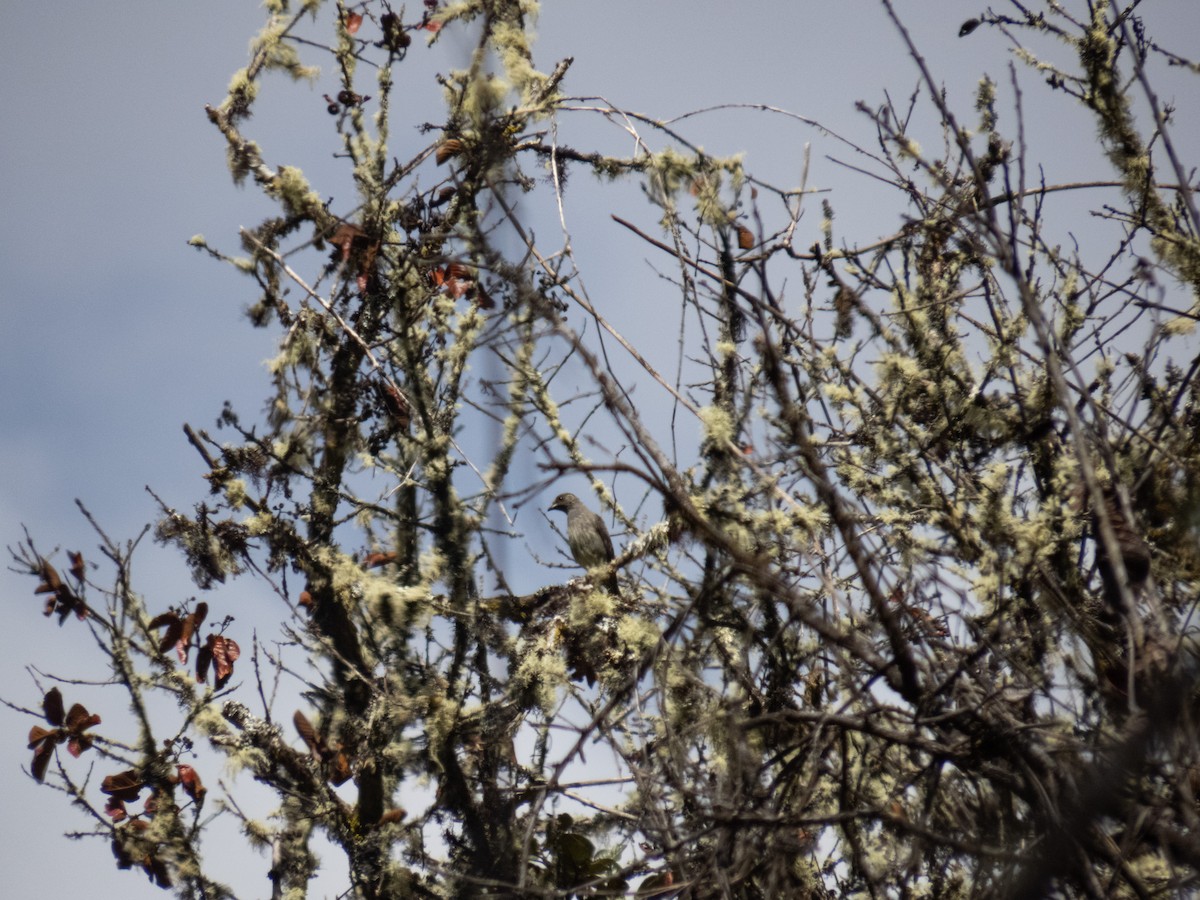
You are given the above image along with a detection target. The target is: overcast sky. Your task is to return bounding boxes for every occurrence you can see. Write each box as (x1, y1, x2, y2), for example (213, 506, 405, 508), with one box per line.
(2, 2, 1197, 896)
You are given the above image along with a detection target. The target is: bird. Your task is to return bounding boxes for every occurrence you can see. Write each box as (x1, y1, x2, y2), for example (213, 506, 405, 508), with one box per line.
(1094, 489, 1150, 612)
(548, 492, 620, 595)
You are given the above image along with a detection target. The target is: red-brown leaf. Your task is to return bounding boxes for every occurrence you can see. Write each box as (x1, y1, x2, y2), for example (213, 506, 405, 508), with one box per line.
(344, 11, 363, 34)
(435, 139, 463, 164)
(101, 769, 146, 803)
(177, 764, 206, 801)
(159, 619, 184, 657)
(330, 222, 368, 262)
(65, 703, 101, 733)
(68, 551, 85, 582)
(36, 561, 62, 593)
(27, 724, 58, 749)
(196, 643, 212, 683)
(472, 281, 496, 310)
(327, 747, 352, 786)
(105, 795, 128, 821)
(147, 611, 177, 629)
(293, 710, 320, 754)
(210, 635, 241, 688)
(64, 702, 100, 757)
(31, 739, 54, 782)
(66, 733, 94, 758)
(377, 382, 411, 429)
(430, 264, 474, 299)
(36, 559, 87, 622)
(177, 608, 206, 663)
(42, 687, 65, 726)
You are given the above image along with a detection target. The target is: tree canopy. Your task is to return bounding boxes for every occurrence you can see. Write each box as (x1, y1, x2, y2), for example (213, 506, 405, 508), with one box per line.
(11, 1, 1200, 897)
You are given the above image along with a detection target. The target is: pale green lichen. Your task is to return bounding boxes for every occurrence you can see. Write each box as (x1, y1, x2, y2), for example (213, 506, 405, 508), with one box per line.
(698, 404, 734, 446)
(1163, 314, 1197, 336)
(512, 632, 567, 714)
(269, 166, 325, 221)
(616, 615, 660, 659)
(241, 510, 274, 536)
(221, 477, 249, 510)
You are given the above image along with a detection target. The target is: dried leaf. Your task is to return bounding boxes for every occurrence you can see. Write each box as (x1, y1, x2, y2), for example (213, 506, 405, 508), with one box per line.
(42, 687, 65, 726)
(177, 615, 198, 663)
(64, 703, 101, 757)
(435, 139, 463, 164)
(329, 222, 380, 289)
(430, 264, 472, 299)
(31, 739, 55, 782)
(330, 223, 368, 263)
(735, 224, 754, 251)
(344, 11, 363, 34)
(327, 747, 352, 786)
(208, 635, 241, 688)
(196, 643, 212, 683)
(101, 769, 146, 803)
(177, 764, 206, 801)
(377, 382, 411, 430)
(472, 281, 496, 310)
(34, 559, 89, 622)
(363, 551, 398, 569)
(68, 551, 85, 582)
(35, 561, 62, 594)
(66, 733, 93, 758)
(147, 611, 178, 630)
(27, 724, 57, 749)
(637, 871, 677, 895)
(294, 710, 320, 754)
(152, 613, 184, 656)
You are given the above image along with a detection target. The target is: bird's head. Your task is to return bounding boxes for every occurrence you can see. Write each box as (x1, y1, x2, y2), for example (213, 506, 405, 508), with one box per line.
(548, 492, 579, 514)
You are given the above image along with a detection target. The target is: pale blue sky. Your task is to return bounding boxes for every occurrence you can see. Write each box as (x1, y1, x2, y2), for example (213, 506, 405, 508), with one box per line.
(2, 2, 1197, 896)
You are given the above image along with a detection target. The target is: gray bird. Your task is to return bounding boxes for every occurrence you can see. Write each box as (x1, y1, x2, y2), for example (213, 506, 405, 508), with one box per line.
(1094, 488, 1151, 611)
(548, 492, 620, 595)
